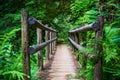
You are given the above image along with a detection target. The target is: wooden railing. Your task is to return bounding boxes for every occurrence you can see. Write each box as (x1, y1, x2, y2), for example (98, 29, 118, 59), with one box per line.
(21, 10, 57, 80)
(69, 16, 104, 80)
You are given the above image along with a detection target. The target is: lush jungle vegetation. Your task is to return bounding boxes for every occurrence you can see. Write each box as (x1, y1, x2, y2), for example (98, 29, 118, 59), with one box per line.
(0, 0, 120, 80)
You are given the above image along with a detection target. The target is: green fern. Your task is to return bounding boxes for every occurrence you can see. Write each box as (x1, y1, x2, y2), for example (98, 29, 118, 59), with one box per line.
(0, 28, 22, 79)
(3, 71, 29, 80)
(0, 28, 20, 51)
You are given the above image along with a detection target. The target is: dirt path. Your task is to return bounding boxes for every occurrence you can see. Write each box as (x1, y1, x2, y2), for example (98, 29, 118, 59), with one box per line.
(38, 44, 80, 80)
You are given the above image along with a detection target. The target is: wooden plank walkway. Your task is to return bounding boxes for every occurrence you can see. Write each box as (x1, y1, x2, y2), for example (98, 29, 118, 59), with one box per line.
(37, 44, 80, 80)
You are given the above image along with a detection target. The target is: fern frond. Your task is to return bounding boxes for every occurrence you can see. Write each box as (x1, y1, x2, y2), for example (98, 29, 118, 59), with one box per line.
(3, 70, 29, 80)
(0, 28, 20, 51)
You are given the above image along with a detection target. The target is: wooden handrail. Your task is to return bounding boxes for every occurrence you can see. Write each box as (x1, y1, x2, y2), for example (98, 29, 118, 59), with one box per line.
(28, 17, 57, 32)
(69, 22, 99, 33)
(68, 37, 85, 50)
(28, 37, 57, 54)
(68, 37, 95, 58)
(21, 10, 57, 80)
(69, 16, 104, 80)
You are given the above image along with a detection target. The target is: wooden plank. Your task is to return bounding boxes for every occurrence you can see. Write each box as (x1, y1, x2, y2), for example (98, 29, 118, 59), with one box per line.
(21, 10, 30, 80)
(94, 16, 104, 80)
(28, 37, 57, 54)
(28, 17, 57, 32)
(69, 22, 99, 33)
(37, 28, 43, 70)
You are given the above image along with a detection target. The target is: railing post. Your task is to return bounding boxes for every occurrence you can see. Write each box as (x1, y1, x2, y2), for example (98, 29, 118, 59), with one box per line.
(50, 30, 53, 55)
(74, 33, 78, 44)
(55, 32, 57, 50)
(21, 10, 30, 80)
(53, 32, 55, 54)
(49, 31, 52, 58)
(73, 33, 76, 51)
(74, 33, 79, 60)
(82, 32, 86, 46)
(82, 32, 86, 70)
(54, 32, 56, 51)
(49, 32, 52, 55)
(76, 33, 80, 44)
(37, 28, 43, 70)
(77, 33, 80, 61)
(45, 30, 50, 62)
(52, 32, 55, 53)
(94, 16, 104, 80)
(51, 31, 54, 55)
(52, 32, 54, 51)
(70, 33, 74, 51)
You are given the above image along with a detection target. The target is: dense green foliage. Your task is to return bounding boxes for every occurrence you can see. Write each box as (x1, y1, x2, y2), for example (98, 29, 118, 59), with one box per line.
(0, 0, 120, 80)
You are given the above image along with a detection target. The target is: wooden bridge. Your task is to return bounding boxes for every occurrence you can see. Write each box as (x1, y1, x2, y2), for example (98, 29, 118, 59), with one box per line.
(21, 10, 104, 80)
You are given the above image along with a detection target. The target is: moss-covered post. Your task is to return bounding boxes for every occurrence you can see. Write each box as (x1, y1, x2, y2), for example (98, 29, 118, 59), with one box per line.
(94, 16, 104, 80)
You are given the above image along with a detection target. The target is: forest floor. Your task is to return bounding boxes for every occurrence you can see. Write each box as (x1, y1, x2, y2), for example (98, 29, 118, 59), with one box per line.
(37, 44, 83, 80)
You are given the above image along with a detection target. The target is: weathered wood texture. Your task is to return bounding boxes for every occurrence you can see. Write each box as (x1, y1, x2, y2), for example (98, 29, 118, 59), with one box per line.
(37, 28, 43, 70)
(69, 22, 99, 33)
(54, 33, 56, 48)
(94, 16, 104, 80)
(21, 10, 30, 80)
(28, 37, 57, 54)
(28, 17, 57, 32)
(45, 31, 50, 62)
(51, 32, 54, 54)
(54, 33, 57, 50)
(48, 31, 51, 58)
(73, 33, 78, 51)
(49, 32, 52, 55)
(68, 37, 85, 50)
(70, 34, 75, 51)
